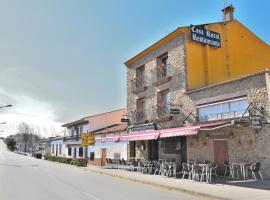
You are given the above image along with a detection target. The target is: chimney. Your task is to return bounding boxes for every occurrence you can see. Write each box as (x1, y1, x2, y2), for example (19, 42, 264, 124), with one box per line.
(222, 4, 235, 21)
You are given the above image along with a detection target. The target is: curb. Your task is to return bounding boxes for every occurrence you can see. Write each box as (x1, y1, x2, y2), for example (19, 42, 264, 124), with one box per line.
(84, 167, 232, 200)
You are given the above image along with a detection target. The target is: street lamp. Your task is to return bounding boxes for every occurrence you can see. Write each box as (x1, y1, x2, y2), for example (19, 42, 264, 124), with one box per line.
(0, 104, 12, 109)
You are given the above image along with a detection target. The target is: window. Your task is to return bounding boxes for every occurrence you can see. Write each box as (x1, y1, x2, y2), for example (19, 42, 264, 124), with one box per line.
(90, 152, 95, 161)
(73, 148, 76, 158)
(157, 53, 169, 80)
(198, 97, 248, 122)
(67, 128, 73, 136)
(79, 126, 83, 137)
(59, 144, 62, 155)
(162, 137, 181, 154)
(51, 144, 54, 154)
(68, 148, 72, 156)
(135, 98, 145, 121)
(135, 65, 145, 88)
(157, 90, 170, 117)
(79, 147, 83, 157)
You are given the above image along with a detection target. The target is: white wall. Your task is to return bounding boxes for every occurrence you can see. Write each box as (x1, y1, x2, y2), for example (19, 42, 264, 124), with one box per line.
(51, 139, 65, 157)
(88, 141, 128, 160)
(66, 146, 85, 158)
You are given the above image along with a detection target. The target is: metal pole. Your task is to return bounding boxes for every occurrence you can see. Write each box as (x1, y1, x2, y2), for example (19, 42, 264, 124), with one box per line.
(239, 102, 253, 122)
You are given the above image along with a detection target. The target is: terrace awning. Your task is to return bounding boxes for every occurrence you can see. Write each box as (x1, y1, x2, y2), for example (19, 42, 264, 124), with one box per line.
(119, 130, 159, 142)
(95, 136, 120, 143)
(95, 121, 230, 142)
(159, 121, 228, 138)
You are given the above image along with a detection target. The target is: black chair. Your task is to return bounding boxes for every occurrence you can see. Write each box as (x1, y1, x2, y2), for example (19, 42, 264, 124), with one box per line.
(249, 162, 263, 180)
(224, 160, 231, 177)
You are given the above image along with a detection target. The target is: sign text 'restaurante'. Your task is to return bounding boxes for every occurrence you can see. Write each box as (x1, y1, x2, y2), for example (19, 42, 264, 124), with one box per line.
(190, 25, 221, 48)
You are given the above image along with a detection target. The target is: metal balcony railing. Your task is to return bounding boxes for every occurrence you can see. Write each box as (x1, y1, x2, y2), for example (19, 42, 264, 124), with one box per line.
(198, 110, 249, 122)
(155, 64, 172, 82)
(132, 76, 146, 92)
(157, 105, 170, 119)
(132, 110, 146, 123)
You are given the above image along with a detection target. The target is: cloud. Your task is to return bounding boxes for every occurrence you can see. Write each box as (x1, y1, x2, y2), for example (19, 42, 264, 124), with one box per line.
(0, 114, 64, 138)
(0, 87, 57, 121)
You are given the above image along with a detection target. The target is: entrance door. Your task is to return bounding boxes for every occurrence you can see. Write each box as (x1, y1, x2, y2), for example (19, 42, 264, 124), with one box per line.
(180, 136, 187, 163)
(101, 148, 107, 166)
(213, 140, 229, 175)
(129, 141, 136, 158)
(148, 140, 159, 161)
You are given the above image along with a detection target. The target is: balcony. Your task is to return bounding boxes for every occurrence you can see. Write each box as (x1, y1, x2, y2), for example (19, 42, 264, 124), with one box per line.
(198, 110, 249, 123)
(153, 64, 172, 86)
(156, 105, 172, 122)
(132, 110, 147, 125)
(132, 76, 146, 94)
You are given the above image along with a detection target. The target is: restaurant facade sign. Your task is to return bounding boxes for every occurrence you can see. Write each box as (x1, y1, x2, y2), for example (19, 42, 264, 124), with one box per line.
(190, 25, 221, 48)
(128, 123, 157, 132)
(249, 105, 264, 133)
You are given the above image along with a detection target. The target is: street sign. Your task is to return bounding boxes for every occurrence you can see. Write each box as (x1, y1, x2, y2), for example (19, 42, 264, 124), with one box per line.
(81, 133, 96, 146)
(81, 133, 89, 146)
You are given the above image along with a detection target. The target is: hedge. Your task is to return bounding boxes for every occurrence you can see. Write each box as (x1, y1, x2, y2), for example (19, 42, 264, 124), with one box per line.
(44, 155, 88, 167)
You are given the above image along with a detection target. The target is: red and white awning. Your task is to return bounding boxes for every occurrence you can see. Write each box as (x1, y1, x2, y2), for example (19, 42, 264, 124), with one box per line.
(119, 130, 159, 142)
(95, 136, 120, 143)
(159, 126, 200, 138)
(95, 121, 230, 142)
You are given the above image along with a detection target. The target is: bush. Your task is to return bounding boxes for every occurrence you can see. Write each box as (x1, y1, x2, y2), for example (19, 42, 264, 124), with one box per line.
(44, 155, 87, 167)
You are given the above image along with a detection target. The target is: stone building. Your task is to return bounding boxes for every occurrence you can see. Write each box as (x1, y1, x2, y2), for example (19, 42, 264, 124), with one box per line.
(122, 5, 270, 177)
(186, 70, 270, 177)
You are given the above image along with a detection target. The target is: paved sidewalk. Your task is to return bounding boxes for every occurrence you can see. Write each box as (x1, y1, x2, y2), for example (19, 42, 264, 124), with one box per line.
(85, 165, 270, 200)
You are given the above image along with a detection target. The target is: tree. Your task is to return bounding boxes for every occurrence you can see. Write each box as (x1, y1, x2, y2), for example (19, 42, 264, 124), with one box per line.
(6, 137, 16, 151)
(16, 122, 40, 152)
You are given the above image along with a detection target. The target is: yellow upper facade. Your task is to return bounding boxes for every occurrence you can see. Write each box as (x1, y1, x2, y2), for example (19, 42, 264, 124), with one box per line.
(125, 8, 270, 91)
(186, 20, 270, 90)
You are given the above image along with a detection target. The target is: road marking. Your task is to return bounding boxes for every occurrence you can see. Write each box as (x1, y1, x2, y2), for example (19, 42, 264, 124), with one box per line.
(82, 191, 101, 200)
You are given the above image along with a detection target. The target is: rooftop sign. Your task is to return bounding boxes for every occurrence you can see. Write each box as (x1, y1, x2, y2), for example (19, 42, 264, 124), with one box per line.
(190, 25, 221, 48)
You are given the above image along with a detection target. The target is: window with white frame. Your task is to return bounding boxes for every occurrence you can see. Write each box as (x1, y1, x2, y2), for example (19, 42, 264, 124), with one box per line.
(197, 97, 248, 122)
(59, 144, 62, 155)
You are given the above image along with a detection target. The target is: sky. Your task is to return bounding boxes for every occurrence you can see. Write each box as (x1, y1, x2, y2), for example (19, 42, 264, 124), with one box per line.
(0, 0, 270, 124)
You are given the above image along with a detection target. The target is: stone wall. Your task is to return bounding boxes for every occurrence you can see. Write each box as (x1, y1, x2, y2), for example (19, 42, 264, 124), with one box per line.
(187, 125, 270, 178)
(126, 34, 196, 129)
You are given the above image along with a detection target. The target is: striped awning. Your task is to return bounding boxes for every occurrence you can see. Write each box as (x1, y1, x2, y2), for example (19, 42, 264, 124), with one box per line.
(95, 121, 230, 142)
(159, 126, 200, 138)
(119, 130, 159, 142)
(95, 136, 120, 143)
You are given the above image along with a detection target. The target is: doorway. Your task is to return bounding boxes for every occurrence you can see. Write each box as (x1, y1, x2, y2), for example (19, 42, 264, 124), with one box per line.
(180, 136, 187, 163)
(129, 141, 136, 158)
(213, 139, 229, 175)
(148, 140, 159, 161)
(101, 148, 107, 166)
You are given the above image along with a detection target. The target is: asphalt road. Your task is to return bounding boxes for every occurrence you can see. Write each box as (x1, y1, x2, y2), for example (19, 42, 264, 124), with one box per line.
(0, 140, 201, 200)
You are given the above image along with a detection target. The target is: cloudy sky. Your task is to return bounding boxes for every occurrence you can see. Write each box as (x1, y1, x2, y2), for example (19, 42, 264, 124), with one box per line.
(0, 0, 270, 124)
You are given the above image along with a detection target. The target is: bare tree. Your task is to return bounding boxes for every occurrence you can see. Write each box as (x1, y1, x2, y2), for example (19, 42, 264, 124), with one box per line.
(16, 122, 39, 152)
